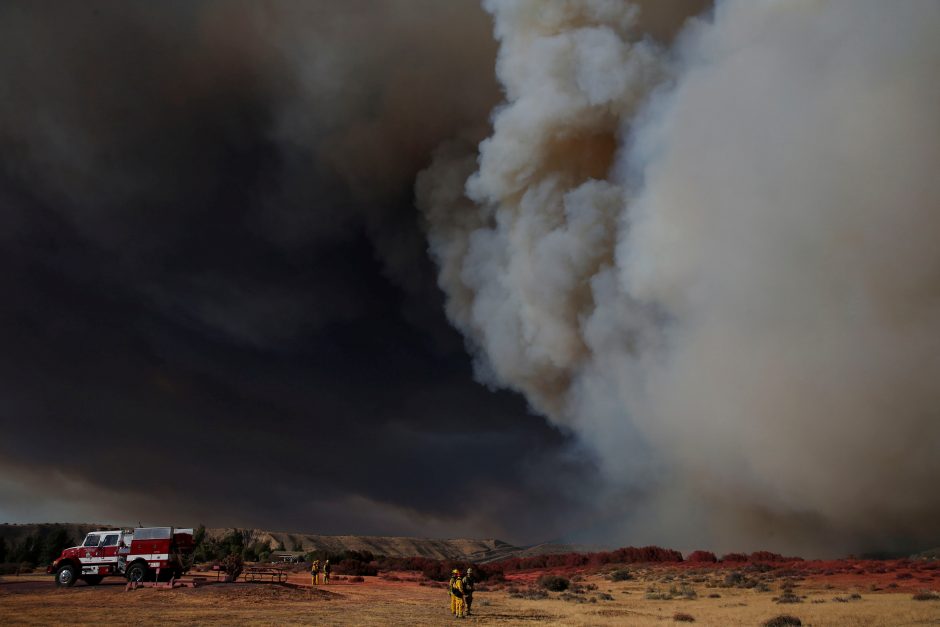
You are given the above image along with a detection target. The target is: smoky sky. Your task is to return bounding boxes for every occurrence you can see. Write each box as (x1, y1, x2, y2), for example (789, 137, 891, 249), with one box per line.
(420, 0, 940, 557)
(8, 0, 933, 561)
(0, 0, 611, 542)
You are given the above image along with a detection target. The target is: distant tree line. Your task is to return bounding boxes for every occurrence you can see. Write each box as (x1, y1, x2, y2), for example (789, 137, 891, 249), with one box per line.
(0, 525, 76, 570)
(191, 526, 274, 563)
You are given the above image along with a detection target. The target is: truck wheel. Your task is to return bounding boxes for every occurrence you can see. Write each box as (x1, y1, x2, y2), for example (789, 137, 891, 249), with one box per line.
(83, 575, 103, 586)
(126, 562, 149, 583)
(55, 564, 78, 587)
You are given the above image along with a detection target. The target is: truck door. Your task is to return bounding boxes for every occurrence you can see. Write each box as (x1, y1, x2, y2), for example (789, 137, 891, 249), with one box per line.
(96, 533, 121, 575)
(81, 533, 103, 561)
(99, 533, 120, 559)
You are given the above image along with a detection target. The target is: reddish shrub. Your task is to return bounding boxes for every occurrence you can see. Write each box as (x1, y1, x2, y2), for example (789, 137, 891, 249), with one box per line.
(493, 545, 681, 572)
(720, 553, 748, 563)
(687, 551, 717, 563)
(335, 559, 377, 576)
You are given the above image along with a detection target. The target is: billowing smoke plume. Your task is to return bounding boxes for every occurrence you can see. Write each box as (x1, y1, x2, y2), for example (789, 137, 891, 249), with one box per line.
(419, 0, 940, 554)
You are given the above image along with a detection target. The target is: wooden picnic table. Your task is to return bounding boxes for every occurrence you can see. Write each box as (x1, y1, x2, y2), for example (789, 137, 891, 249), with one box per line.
(241, 566, 288, 583)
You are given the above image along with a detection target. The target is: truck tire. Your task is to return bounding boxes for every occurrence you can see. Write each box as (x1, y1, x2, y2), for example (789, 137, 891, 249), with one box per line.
(55, 563, 78, 587)
(126, 562, 149, 583)
(83, 575, 103, 586)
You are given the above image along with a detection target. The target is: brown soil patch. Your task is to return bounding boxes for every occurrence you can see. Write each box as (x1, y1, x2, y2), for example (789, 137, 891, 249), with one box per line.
(3, 567, 939, 626)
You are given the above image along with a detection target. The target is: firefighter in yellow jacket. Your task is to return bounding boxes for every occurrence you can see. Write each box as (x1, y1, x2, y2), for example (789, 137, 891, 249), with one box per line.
(449, 568, 466, 617)
(311, 559, 320, 585)
(447, 568, 460, 614)
(448, 569, 459, 615)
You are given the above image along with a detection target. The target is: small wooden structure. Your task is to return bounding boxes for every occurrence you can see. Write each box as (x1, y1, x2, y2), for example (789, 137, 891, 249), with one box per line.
(241, 565, 288, 583)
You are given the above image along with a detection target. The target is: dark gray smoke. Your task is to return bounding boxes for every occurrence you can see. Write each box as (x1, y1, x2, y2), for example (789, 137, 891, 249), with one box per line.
(0, 0, 597, 542)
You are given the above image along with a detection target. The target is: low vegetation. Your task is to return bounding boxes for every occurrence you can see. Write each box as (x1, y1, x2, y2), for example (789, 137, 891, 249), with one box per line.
(686, 551, 717, 563)
(608, 568, 633, 581)
(773, 581, 803, 604)
(507, 586, 548, 600)
(495, 545, 683, 572)
(537, 574, 570, 591)
(832, 592, 862, 602)
(219, 554, 244, 582)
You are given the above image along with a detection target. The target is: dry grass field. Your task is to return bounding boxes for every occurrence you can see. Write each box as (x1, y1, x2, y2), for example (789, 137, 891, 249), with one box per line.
(2, 566, 939, 626)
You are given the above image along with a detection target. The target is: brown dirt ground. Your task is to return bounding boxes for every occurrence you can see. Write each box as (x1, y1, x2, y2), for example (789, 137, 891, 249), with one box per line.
(2, 567, 939, 626)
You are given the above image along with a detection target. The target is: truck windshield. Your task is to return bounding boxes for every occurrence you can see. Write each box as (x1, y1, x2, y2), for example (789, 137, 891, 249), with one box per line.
(83, 535, 101, 547)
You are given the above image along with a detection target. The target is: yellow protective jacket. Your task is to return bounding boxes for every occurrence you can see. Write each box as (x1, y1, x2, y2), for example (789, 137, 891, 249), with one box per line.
(451, 576, 464, 598)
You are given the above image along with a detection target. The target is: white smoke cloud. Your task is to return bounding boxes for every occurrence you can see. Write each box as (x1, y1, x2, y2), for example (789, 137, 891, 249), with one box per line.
(419, 0, 940, 554)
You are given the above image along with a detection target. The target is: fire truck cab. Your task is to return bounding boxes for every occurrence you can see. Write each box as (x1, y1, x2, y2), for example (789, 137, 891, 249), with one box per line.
(50, 526, 194, 586)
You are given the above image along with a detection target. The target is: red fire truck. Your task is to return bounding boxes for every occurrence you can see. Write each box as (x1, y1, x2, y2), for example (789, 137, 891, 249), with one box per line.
(49, 527, 195, 586)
